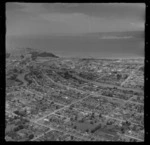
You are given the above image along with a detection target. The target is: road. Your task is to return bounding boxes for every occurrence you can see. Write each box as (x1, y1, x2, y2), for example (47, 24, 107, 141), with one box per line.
(44, 73, 144, 107)
(72, 72, 143, 93)
(35, 74, 144, 140)
(120, 65, 143, 87)
(32, 64, 143, 93)
(5, 64, 144, 141)
(6, 109, 143, 142)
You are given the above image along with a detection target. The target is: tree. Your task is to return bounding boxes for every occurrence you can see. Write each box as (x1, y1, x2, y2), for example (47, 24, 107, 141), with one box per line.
(91, 112, 95, 118)
(70, 136, 74, 140)
(20, 55, 24, 59)
(121, 127, 125, 134)
(74, 126, 77, 129)
(107, 120, 113, 125)
(99, 113, 102, 118)
(13, 126, 20, 132)
(90, 121, 93, 124)
(117, 74, 121, 80)
(28, 134, 34, 140)
(86, 129, 89, 133)
(18, 125, 24, 130)
(14, 110, 20, 116)
(74, 115, 77, 121)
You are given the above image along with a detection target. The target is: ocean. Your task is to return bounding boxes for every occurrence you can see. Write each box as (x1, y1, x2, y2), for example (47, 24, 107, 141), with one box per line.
(6, 35, 144, 59)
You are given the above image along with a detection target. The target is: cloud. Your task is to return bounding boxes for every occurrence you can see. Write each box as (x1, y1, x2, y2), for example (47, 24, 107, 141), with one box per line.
(39, 12, 88, 22)
(16, 3, 45, 13)
(40, 12, 81, 23)
(39, 12, 144, 32)
(52, 3, 81, 7)
(131, 22, 144, 29)
(101, 36, 134, 39)
(6, 3, 145, 36)
(6, 12, 145, 36)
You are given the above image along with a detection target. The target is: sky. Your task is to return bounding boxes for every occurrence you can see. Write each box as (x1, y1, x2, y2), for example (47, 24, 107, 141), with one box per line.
(6, 3, 145, 58)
